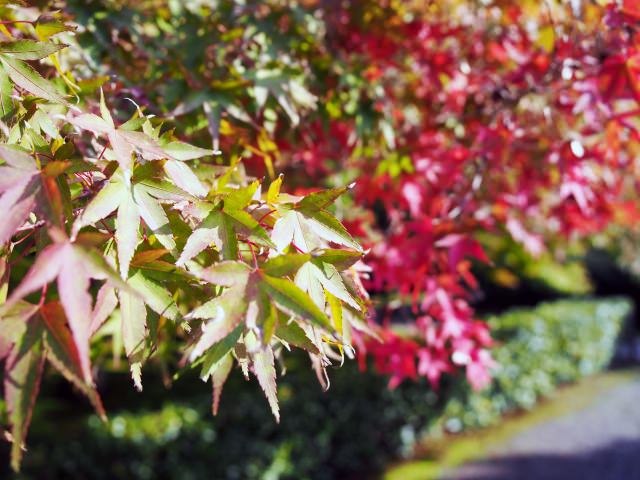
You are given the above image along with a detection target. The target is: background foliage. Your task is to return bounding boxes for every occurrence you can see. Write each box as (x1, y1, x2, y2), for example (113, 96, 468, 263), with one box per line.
(2, 0, 640, 474)
(1, 297, 628, 480)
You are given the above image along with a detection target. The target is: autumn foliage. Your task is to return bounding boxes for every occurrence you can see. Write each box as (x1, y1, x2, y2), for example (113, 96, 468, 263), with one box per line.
(0, 0, 639, 471)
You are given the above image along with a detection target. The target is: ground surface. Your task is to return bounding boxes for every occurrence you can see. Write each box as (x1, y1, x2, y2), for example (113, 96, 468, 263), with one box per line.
(385, 369, 640, 480)
(442, 375, 640, 480)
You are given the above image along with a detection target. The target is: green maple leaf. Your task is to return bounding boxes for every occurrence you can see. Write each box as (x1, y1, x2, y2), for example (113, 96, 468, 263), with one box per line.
(270, 186, 362, 254)
(86, 264, 180, 391)
(177, 181, 274, 266)
(72, 170, 187, 278)
(0, 44, 69, 104)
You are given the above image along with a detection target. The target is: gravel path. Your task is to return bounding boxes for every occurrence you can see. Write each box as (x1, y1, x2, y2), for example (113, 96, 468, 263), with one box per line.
(443, 376, 640, 480)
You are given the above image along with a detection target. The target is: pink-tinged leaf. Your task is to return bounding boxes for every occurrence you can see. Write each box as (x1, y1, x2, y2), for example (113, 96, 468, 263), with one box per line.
(90, 284, 118, 336)
(176, 227, 214, 266)
(7, 243, 64, 303)
(109, 132, 134, 172)
(211, 353, 233, 416)
(57, 247, 94, 384)
(4, 317, 45, 472)
(71, 246, 131, 292)
(0, 166, 35, 191)
(117, 130, 167, 161)
(40, 301, 106, 420)
(246, 333, 279, 422)
(195, 261, 251, 287)
(0, 145, 36, 171)
(187, 286, 247, 361)
(115, 186, 140, 279)
(99, 88, 114, 129)
(0, 55, 68, 105)
(69, 113, 111, 134)
(164, 159, 208, 198)
(0, 177, 38, 245)
(0, 148, 39, 242)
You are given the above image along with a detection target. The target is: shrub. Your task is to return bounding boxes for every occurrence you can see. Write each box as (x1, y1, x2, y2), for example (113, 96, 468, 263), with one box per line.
(2, 0, 640, 472)
(57, 0, 640, 392)
(5, 297, 629, 479)
(437, 298, 631, 432)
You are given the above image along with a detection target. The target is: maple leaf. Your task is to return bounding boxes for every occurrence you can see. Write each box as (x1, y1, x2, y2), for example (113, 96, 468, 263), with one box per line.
(177, 181, 274, 266)
(72, 170, 185, 278)
(102, 269, 180, 390)
(69, 91, 168, 173)
(186, 259, 335, 419)
(156, 132, 214, 198)
(0, 46, 68, 104)
(0, 300, 107, 471)
(0, 40, 66, 61)
(137, 114, 215, 198)
(0, 145, 40, 244)
(245, 331, 279, 421)
(6, 231, 129, 384)
(295, 259, 361, 311)
(38, 301, 106, 417)
(271, 186, 362, 254)
(3, 313, 45, 472)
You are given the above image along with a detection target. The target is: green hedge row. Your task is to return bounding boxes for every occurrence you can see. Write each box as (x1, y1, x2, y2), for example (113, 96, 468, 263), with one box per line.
(4, 298, 630, 479)
(435, 298, 631, 433)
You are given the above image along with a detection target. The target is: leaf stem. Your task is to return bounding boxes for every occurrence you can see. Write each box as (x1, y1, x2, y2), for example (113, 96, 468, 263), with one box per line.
(97, 141, 109, 161)
(0, 20, 36, 26)
(247, 240, 259, 269)
(257, 209, 277, 225)
(38, 282, 48, 308)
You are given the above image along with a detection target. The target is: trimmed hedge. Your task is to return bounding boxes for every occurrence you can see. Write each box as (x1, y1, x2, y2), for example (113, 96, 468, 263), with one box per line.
(3, 298, 630, 479)
(435, 298, 631, 433)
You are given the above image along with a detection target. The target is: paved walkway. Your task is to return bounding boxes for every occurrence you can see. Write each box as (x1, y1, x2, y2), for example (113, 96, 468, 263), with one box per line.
(442, 375, 640, 480)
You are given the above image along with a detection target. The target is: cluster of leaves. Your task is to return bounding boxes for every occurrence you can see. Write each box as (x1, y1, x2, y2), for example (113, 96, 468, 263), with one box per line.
(0, 4, 369, 471)
(7, 297, 628, 480)
(312, 0, 640, 389)
(4, 0, 640, 470)
(61, 0, 640, 391)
